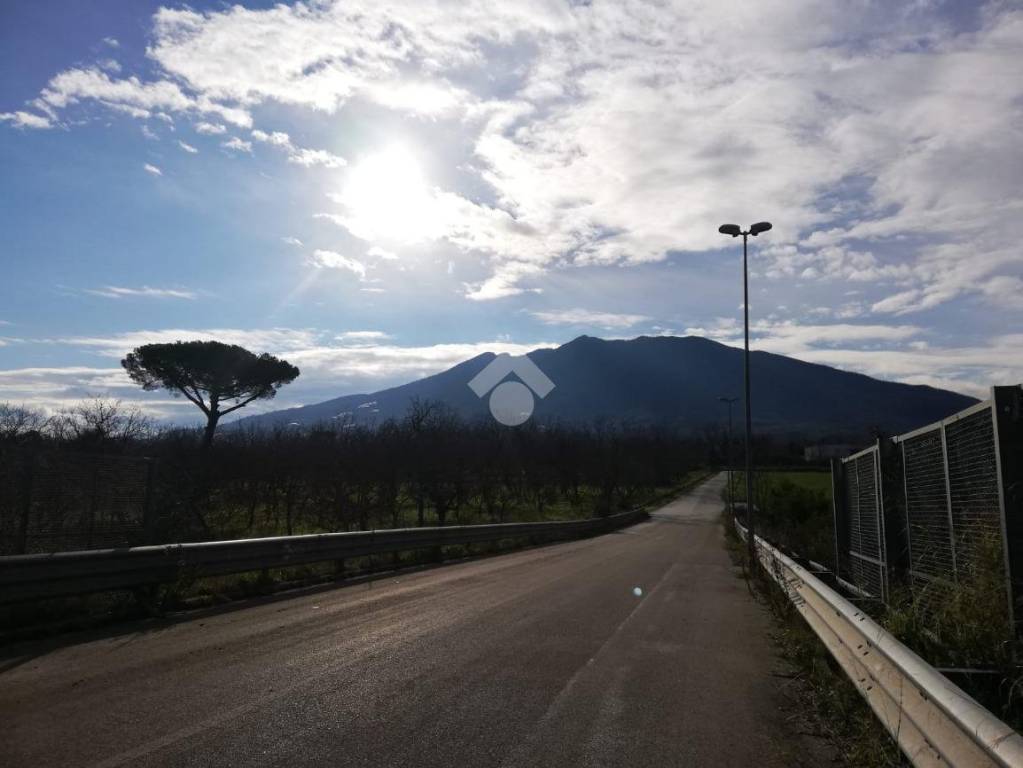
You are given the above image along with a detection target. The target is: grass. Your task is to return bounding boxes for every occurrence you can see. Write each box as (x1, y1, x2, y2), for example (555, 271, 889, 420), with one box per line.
(724, 470, 832, 501)
(882, 533, 1023, 729)
(724, 470, 834, 566)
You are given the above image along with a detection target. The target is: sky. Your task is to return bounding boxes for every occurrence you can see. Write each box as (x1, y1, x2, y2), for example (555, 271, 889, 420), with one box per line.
(1, 0, 1021, 423)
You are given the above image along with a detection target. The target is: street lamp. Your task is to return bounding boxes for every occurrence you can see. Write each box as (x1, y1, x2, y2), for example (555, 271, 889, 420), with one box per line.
(718, 396, 737, 519)
(718, 221, 772, 563)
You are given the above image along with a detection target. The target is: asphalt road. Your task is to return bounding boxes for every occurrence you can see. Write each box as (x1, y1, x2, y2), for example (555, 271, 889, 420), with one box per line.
(1, 474, 826, 767)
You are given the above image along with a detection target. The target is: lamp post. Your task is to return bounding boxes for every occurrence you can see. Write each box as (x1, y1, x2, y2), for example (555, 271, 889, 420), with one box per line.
(718, 221, 772, 564)
(718, 396, 737, 519)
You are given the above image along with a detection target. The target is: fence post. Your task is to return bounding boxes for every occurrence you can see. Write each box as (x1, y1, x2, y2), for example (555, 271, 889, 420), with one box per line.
(992, 385, 1023, 637)
(898, 438, 915, 590)
(879, 436, 908, 587)
(939, 424, 959, 580)
(873, 439, 890, 602)
(830, 458, 846, 582)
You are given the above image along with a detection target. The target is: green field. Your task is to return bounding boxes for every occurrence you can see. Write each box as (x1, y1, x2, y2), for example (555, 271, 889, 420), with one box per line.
(723, 469, 833, 566)
(724, 470, 832, 502)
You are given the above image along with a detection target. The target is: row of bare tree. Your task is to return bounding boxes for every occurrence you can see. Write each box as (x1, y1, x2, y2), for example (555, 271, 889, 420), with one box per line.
(1, 394, 825, 549)
(1, 398, 707, 544)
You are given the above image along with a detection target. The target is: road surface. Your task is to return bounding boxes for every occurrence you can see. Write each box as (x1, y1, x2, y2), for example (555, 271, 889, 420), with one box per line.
(1, 474, 827, 767)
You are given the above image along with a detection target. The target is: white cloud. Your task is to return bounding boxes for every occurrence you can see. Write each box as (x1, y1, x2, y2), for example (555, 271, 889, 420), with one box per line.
(309, 249, 366, 277)
(0, 111, 52, 129)
(281, 236, 303, 246)
(691, 317, 922, 354)
(177, 139, 198, 154)
(251, 129, 345, 167)
(760, 244, 912, 285)
(788, 338, 1023, 400)
(4, 2, 1023, 313)
(41, 68, 182, 114)
(0, 365, 202, 418)
(871, 289, 921, 315)
(266, 4, 1013, 300)
(85, 285, 197, 300)
(679, 316, 1021, 397)
(107, 103, 152, 119)
(26, 65, 251, 127)
(980, 275, 1023, 309)
(56, 327, 322, 358)
(281, 339, 556, 385)
(530, 308, 651, 329)
(195, 121, 226, 135)
(366, 79, 469, 117)
(288, 147, 347, 168)
(336, 330, 393, 344)
(251, 129, 290, 146)
(221, 136, 252, 153)
(0, 365, 134, 397)
(146, 3, 564, 114)
(0, 331, 557, 418)
(367, 246, 398, 261)
(465, 261, 545, 301)
(143, 163, 162, 176)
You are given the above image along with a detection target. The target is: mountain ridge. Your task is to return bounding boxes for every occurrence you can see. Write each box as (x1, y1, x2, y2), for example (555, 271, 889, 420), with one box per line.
(233, 334, 977, 438)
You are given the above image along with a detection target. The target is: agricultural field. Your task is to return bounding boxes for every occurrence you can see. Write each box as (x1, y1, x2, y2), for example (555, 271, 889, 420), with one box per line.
(723, 469, 834, 566)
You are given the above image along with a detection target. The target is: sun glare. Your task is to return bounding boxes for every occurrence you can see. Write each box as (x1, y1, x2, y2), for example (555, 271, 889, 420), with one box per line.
(338, 145, 438, 244)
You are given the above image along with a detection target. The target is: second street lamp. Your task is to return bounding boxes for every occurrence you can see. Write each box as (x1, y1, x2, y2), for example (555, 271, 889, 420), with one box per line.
(718, 221, 772, 564)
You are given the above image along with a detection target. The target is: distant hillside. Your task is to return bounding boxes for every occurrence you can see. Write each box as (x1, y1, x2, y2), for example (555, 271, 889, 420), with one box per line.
(233, 335, 977, 437)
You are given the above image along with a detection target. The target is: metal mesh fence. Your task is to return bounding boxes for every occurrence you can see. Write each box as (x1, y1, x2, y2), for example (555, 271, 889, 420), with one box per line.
(833, 390, 1021, 636)
(838, 447, 887, 599)
(945, 408, 1003, 571)
(0, 448, 152, 555)
(902, 427, 955, 589)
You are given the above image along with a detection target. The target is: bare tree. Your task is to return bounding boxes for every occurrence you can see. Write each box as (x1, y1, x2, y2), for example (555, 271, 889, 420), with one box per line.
(50, 397, 153, 448)
(0, 403, 48, 442)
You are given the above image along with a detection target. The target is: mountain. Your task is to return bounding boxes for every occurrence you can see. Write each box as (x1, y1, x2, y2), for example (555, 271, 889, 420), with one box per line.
(233, 335, 977, 437)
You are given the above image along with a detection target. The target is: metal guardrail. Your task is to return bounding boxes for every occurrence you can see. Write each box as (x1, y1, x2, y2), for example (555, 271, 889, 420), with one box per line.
(735, 518, 1023, 767)
(0, 509, 648, 606)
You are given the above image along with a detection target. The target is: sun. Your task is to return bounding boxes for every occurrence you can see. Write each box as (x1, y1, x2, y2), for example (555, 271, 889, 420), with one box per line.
(336, 144, 439, 244)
